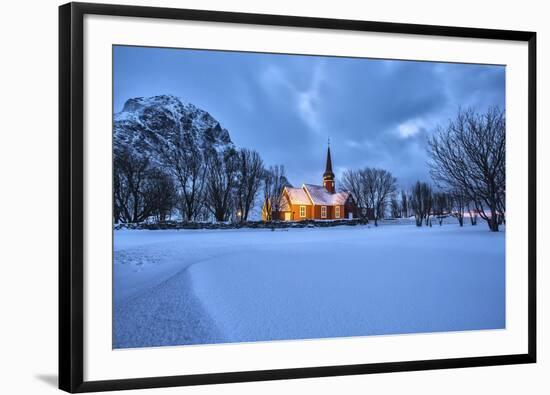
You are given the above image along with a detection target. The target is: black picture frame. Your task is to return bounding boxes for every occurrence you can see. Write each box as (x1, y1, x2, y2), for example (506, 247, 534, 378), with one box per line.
(59, 2, 537, 392)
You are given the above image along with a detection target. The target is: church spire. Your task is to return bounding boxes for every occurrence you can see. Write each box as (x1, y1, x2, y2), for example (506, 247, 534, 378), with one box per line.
(324, 146, 334, 177)
(323, 140, 335, 193)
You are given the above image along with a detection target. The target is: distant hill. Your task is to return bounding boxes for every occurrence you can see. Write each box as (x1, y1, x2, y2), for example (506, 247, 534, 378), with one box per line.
(114, 94, 234, 163)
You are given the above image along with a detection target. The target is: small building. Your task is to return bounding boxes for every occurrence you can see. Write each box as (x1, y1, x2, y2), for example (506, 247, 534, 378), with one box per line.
(263, 145, 359, 221)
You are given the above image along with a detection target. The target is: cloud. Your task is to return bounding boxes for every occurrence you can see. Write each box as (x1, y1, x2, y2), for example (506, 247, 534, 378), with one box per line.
(296, 62, 325, 133)
(258, 65, 292, 93)
(397, 117, 429, 139)
(258, 61, 326, 134)
(345, 139, 375, 150)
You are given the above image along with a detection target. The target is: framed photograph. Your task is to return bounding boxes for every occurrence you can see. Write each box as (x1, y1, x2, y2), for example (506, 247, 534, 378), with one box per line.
(59, 2, 536, 392)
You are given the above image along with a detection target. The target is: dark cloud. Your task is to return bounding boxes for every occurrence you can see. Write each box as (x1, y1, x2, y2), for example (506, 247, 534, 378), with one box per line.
(114, 46, 505, 189)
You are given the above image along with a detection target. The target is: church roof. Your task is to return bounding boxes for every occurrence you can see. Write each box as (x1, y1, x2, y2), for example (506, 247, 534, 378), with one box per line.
(303, 184, 349, 206)
(284, 187, 312, 205)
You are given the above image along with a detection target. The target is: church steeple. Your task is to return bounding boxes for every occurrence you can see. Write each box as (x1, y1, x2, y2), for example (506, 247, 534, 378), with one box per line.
(323, 140, 335, 193)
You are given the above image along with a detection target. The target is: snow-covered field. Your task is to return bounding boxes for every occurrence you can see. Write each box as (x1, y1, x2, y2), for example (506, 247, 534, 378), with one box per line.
(113, 223, 505, 349)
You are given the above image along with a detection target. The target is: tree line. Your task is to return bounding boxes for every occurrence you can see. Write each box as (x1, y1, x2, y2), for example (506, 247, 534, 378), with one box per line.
(427, 107, 505, 231)
(340, 107, 505, 232)
(113, 130, 288, 224)
(393, 183, 478, 228)
(388, 107, 505, 231)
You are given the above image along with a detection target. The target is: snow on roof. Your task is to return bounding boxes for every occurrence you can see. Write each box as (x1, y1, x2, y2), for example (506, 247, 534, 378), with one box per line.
(303, 184, 350, 206)
(285, 187, 312, 205)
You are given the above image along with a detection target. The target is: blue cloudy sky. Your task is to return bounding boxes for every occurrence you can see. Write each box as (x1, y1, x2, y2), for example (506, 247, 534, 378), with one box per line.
(114, 45, 505, 189)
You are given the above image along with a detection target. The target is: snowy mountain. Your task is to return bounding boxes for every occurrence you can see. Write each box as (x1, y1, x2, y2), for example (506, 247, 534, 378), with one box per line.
(114, 94, 234, 162)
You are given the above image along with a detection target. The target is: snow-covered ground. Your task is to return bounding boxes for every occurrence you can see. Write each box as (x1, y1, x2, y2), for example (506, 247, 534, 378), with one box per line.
(113, 223, 505, 349)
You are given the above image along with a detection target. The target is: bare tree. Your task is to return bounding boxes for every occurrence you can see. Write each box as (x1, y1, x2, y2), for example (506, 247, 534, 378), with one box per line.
(411, 181, 433, 227)
(342, 169, 368, 221)
(433, 191, 451, 226)
(425, 187, 434, 227)
(262, 165, 287, 221)
(428, 107, 505, 231)
(113, 148, 155, 223)
(390, 193, 400, 219)
(234, 149, 264, 221)
(157, 129, 208, 221)
(450, 189, 467, 227)
(342, 168, 396, 225)
(204, 149, 239, 222)
(400, 189, 410, 218)
(146, 169, 177, 222)
(467, 200, 478, 225)
(362, 168, 397, 226)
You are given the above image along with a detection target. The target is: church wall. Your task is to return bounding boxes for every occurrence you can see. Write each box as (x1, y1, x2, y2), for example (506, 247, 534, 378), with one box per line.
(265, 204, 349, 221)
(344, 204, 356, 219)
(311, 204, 346, 220)
(312, 205, 323, 219)
(287, 204, 314, 220)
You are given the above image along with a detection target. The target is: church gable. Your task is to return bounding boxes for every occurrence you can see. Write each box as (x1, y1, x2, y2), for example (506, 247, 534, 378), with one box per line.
(277, 193, 291, 212)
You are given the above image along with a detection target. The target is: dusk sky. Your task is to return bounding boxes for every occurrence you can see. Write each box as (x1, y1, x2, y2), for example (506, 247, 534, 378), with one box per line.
(114, 45, 505, 189)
